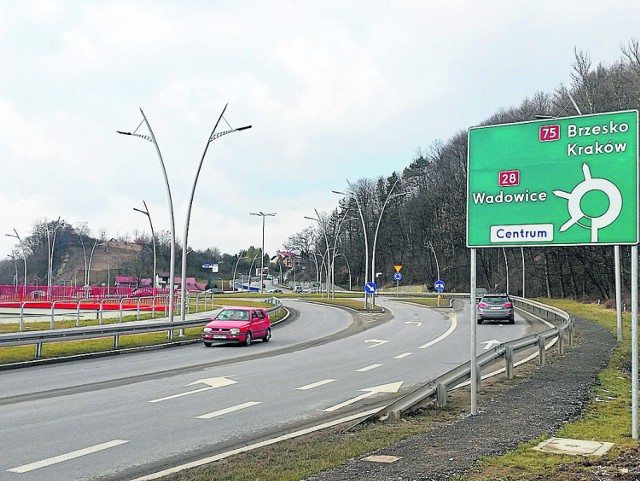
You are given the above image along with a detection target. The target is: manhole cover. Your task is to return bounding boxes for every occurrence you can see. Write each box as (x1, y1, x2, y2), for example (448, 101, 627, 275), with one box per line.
(534, 437, 614, 456)
(362, 455, 402, 464)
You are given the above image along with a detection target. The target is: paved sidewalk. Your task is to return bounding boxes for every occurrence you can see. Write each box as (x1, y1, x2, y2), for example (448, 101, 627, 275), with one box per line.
(305, 317, 617, 481)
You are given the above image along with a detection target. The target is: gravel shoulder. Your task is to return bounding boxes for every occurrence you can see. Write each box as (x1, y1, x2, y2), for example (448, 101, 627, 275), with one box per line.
(304, 316, 618, 481)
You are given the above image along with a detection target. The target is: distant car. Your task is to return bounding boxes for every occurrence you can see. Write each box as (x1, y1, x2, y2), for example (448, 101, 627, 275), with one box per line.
(202, 307, 271, 347)
(266, 288, 282, 293)
(477, 293, 514, 324)
(130, 288, 154, 298)
(293, 286, 303, 293)
(475, 287, 488, 302)
(203, 287, 224, 294)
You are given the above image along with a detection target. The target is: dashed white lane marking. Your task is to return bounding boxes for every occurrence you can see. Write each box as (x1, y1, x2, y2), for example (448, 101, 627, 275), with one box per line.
(196, 401, 262, 419)
(394, 352, 413, 359)
(8, 439, 129, 473)
(356, 363, 383, 372)
(296, 379, 336, 390)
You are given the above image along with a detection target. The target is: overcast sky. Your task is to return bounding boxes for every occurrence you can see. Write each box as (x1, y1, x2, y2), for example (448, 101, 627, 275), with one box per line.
(1, 1, 639, 262)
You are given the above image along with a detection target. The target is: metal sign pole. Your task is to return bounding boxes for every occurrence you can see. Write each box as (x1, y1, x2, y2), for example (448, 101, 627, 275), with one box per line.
(470, 248, 477, 415)
(632, 245, 638, 439)
(615, 245, 623, 342)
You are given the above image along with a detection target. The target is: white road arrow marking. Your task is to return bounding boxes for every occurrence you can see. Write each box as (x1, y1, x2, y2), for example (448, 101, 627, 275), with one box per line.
(8, 440, 129, 473)
(405, 321, 423, 326)
(482, 339, 501, 350)
(296, 379, 336, 390)
(324, 381, 404, 412)
(148, 377, 236, 403)
(365, 339, 389, 348)
(196, 401, 262, 419)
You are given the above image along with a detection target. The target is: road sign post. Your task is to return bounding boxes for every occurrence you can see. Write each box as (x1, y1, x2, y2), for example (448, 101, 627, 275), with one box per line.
(467, 110, 639, 433)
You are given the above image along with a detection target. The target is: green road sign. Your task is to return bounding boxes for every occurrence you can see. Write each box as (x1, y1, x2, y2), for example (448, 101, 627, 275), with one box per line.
(467, 110, 639, 247)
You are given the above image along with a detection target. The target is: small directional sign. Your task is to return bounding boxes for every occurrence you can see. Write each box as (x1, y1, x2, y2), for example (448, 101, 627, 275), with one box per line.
(434, 280, 445, 292)
(393, 272, 403, 281)
(365, 282, 377, 294)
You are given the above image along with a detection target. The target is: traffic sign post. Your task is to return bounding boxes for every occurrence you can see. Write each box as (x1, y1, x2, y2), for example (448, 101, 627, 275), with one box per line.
(467, 111, 639, 247)
(467, 110, 639, 435)
(393, 272, 402, 297)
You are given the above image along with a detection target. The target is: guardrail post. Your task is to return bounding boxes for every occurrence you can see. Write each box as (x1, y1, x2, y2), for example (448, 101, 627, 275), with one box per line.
(76, 302, 81, 327)
(505, 346, 514, 379)
(20, 303, 25, 332)
(474, 360, 482, 391)
(558, 326, 566, 355)
(436, 382, 447, 407)
(35, 342, 43, 358)
(113, 335, 119, 349)
(568, 322, 574, 347)
(538, 335, 546, 366)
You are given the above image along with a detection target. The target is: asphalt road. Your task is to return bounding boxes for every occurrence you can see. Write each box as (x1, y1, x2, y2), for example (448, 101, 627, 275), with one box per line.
(0, 298, 539, 481)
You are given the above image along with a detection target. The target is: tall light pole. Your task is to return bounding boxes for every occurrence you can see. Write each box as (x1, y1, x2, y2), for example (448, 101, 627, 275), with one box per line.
(251, 211, 276, 294)
(305, 210, 330, 297)
(370, 180, 409, 306)
(133, 201, 157, 291)
(5, 229, 27, 287)
(86, 238, 99, 286)
(423, 240, 440, 282)
(118, 111, 177, 324)
(45, 217, 63, 296)
(333, 184, 369, 309)
(179, 104, 251, 320)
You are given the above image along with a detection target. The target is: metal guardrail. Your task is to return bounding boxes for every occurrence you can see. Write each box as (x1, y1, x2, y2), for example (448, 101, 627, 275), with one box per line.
(0, 298, 286, 358)
(373, 295, 573, 421)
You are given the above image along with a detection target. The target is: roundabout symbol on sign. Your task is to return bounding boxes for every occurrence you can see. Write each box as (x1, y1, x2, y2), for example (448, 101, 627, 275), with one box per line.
(434, 280, 445, 292)
(393, 272, 402, 282)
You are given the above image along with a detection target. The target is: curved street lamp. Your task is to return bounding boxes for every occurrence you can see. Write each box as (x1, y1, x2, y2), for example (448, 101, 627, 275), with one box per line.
(333, 183, 369, 309)
(5, 229, 27, 287)
(179, 104, 251, 320)
(118, 111, 177, 325)
(133, 201, 157, 291)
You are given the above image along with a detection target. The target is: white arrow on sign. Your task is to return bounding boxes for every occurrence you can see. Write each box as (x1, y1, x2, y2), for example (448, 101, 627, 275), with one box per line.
(148, 377, 236, 403)
(482, 339, 501, 350)
(405, 321, 423, 327)
(365, 339, 389, 348)
(324, 381, 404, 412)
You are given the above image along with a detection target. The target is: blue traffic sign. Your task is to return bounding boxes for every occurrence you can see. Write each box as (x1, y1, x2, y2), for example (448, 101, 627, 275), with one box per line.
(393, 272, 403, 281)
(365, 282, 377, 294)
(434, 280, 445, 292)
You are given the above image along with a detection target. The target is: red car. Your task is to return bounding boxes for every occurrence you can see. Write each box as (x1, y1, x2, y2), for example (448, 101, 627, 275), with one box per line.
(202, 307, 271, 347)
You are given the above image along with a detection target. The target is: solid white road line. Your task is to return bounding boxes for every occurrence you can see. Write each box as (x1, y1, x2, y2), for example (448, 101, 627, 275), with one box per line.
(419, 313, 457, 349)
(296, 379, 336, 390)
(196, 401, 262, 419)
(8, 439, 129, 474)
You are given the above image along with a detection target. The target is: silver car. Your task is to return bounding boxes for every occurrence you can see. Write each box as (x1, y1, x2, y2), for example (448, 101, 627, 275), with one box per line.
(477, 293, 515, 324)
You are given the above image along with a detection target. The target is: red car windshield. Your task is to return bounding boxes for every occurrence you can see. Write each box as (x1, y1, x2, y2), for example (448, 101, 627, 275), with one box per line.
(216, 309, 250, 321)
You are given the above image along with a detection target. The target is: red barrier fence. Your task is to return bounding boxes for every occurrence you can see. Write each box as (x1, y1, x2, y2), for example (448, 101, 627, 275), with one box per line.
(0, 285, 171, 303)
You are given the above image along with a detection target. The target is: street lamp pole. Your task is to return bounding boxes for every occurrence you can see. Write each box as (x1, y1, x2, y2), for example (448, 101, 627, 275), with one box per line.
(251, 211, 276, 294)
(133, 200, 157, 291)
(370, 180, 407, 307)
(5, 229, 27, 287)
(118, 110, 177, 325)
(87, 238, 99, 286)
(180, 104, 251, 320)
(305, 210, 330, 297)
(333, 185, 369, 309)
(45, 217, 62, 297)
